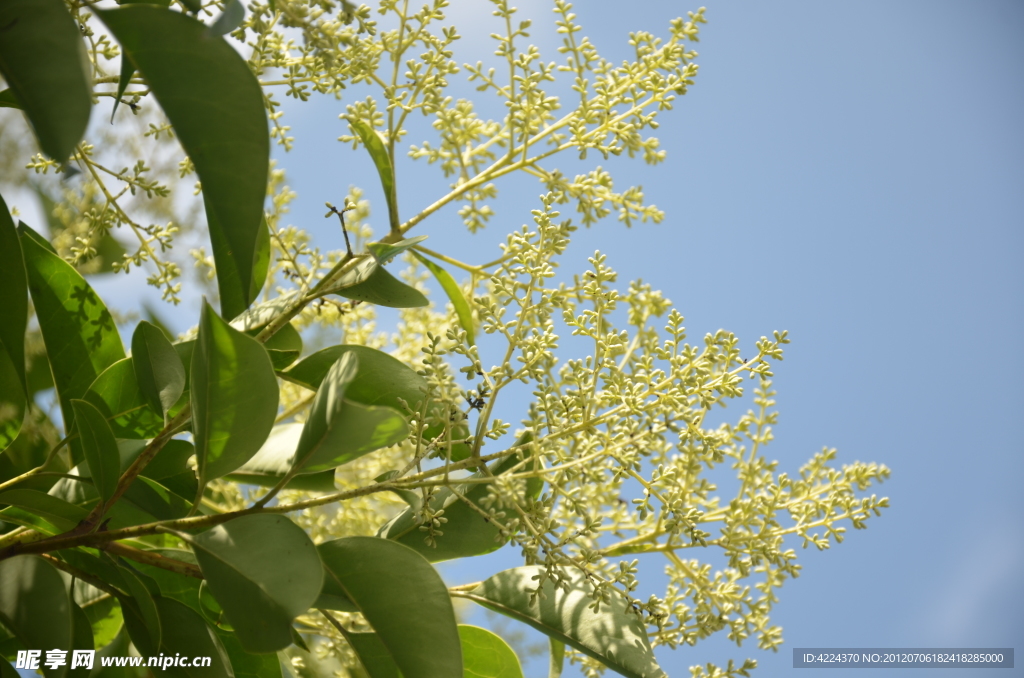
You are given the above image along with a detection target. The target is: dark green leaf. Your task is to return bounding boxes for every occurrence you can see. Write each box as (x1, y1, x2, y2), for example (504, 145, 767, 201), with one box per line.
(283, 344, 469, 460)
(151, 598, 235, 677)
(346, 633, 399, 678)
(227, 424, 336, 491)
(111, 51, 134, 123)
(120, 565, 162, 651)
(141, 438, 195, 481)
(218, 628, 283, 678)
(98, 5, 269, 318)
(374, 470, 421, 510)
(69, 602, 94, 677)
(81, 594, 123, 649)
(178, 0, 202, 12)
(207, 0, 244, 36)
(250, 215, 271, 301)
(0, 192, 27, 451)
(461, 566, 666, 678)
(132, 320, 186, 421)
(20, 222, 126, 456)
(289, 353, 408, 474)
(191, 300, 279, 483)
(70, 399, 121, 502)
(412, 251, 475, 345)
(0, 0, 91, 161)
(346, 117, 398, 235)
(186, 514, 323, 653)
(83, 358, 165, 439)
(333, 265, 428, 308)
(317, 537, 461, 678)
(377, 434, 537, 562)
(459, 625, 524, 678)
(367, 235, 427, 265)
(113, 475, 192, 526)
(0, 89, 22, 109)
(0, 556, 72, 678)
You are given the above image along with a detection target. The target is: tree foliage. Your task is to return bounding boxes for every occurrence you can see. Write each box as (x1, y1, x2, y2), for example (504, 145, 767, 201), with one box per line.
(0, 1, 889, 676)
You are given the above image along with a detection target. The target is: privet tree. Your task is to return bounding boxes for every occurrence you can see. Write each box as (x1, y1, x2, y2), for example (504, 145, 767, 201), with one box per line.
(0, 1, 889, 676)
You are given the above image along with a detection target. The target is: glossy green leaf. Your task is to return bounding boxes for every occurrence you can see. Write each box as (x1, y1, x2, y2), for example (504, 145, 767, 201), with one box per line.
(98, 5, 269, 318)
(230, 291, 299, 333)
(186, 515, 323, 653)
(377, 434, 537, 562)
(0, 0, 91, 162)
(461, 566, 665, 678)
(70, 399, 121, 502)
(250, 215, 271, 301)
(459, 625, 524, 678)
(227, 424, 336, 491)
(20, 222, 126, 454)
(83, 358, 165, 439)
(319, 256, 378, 296)
(346, 633, 399, 678)
(207, 0, 244, 36)
(346, 117, 399, 234)
(0, 489, 88, 533)
(132, 320, 186, 422)
(289, 353, 408, 474)
(112, 475, 193, 527)
(191, 300, 279, 483)
(412, 250, 475, 345)
(0, 89, 22, 109)
(367, 235, 428, 265)
(333, 265, 428, 308)
(0, 192, 27, 451)
(0, 556, 72, 678)
(317, 536, 461, 678)
(284, 345, 469, 460)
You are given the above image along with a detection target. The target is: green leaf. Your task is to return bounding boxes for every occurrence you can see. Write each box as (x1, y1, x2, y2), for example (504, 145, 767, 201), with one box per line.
(70, 399, 121, 502)
(548, 639, 565, 678)
(120, 565, 162, 651)
(207, 0, 244, 36)
(186, 515, 323, 653)
(81, 594, 123, 649)
(459, 625, 524, 678)
(367, 235, 428, 265)
(69, 602, 95, 677)
(0, 489, 88, 533)
(346, 117, 399, 235)
(346, 633, 399, 678)
(317, 537, 462, 678)
(136, 597, 235, 678)
(110, 48, 134, 123)
(283, 344, 469, 460)
(0, 192, 27, 452)
(141, 438, 195, 481)
(0, 0, 91, 162)
(191, 300, 279, 483)
(98, 5, 269, 318)
(461, 566, 666, 678)
(319, 257, 378, 296)
(218, 628, 283, 678)
(377, 434, 537, 562)
(288, 353, 408, 474)
(412, 250, 475, 345)
(0, 89, 22, 109)
(82, 358, 165, 439)
(332, 265, 428, 309)
(230, 291, 299, 333)
(250, 215, 271, 301)
(227, 424, 336, 492)
(0, 556, 72, 678)
(19, 222, 126, 455)
(132, 320, 186, 422)
(256, 321, 302, 371)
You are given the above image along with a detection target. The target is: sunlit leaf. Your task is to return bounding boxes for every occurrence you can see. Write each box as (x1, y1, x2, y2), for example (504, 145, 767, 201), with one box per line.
(98, 5, 269, 318)
(186, 515, 323, 653)
(19, 222, 125, 460)
(459, 625, 524, 678)
(0, 489, 88, 533)
(412, 250, 475, 345)
(70, 399, 121, 502)
(191, 300, 279, 483)
(83, 358, 165, 439)
(0, 0, 91, 161)
(346, 117, 399, 234)
(318, 537, 461, 678)
(132, 320, 186, 422)
(332, 265, 428, 308)
(461, 566, 666, 678)
(367, 235, 428, 265)
(227, 424, 336, 492)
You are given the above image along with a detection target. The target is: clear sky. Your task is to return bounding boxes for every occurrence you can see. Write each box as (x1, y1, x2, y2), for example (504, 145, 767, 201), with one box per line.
(260, 1, 1023, 675)
(16, 1, 1023, 676)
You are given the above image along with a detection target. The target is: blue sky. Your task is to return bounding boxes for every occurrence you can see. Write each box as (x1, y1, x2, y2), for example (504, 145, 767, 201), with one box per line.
(12, 0, 1021, 676)
(262, 1, 1022, 675)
